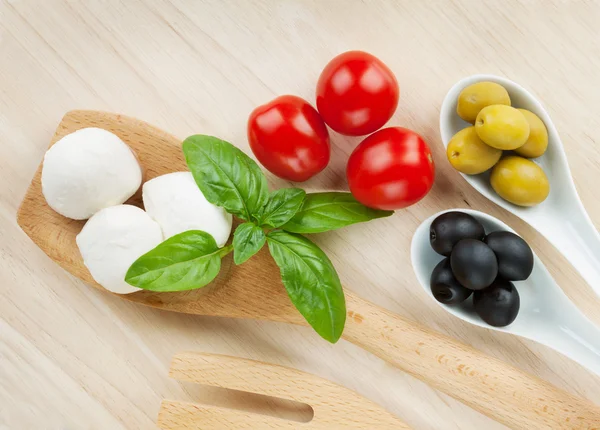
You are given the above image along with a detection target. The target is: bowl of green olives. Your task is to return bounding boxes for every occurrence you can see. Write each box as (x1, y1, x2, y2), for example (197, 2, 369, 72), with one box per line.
(440, 75, 600, 304)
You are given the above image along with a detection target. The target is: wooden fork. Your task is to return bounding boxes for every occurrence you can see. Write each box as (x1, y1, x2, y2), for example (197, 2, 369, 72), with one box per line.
(158, 352, 411, 429)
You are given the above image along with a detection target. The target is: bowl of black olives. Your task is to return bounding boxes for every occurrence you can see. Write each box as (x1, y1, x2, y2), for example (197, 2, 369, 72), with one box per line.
(411, 209, 535, 328)
(411, 209, 600, 375)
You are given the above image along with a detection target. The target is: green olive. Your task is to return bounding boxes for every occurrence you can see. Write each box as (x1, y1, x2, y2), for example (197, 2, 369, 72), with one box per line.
(514, 109, 548, 158)
(490, 156, 550, 206)
(475, 105, 530, 150)
(447, 127, 502, 175)
(457, 82, 511, 124)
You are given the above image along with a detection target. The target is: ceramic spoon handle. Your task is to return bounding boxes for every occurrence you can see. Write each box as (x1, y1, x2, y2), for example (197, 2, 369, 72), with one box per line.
(537, 198, 600, 298)
(342, 293, 600, 429)
(538, 299, 600, 377)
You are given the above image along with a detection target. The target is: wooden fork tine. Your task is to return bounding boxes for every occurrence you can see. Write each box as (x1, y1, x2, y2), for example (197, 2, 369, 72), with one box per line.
(167, 352, 411, 429)
(169, 351, 318, 404)
(158, 400, 300, 430)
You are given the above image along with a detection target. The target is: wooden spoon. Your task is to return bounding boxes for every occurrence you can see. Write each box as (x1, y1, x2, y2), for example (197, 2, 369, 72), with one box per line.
(158, 351, 410, 429)
(17, 110, 600, 429)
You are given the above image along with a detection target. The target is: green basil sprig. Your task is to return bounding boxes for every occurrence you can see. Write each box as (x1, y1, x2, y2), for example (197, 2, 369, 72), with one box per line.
(232, 222, 266, 265)
(282, 192, 393, 234)
(127, 135, 394, 343)
(183, 135, 268, 221)
(125, 230, 227, 292)
(267, 231, 346, 342)
(257, 188, 306, 228)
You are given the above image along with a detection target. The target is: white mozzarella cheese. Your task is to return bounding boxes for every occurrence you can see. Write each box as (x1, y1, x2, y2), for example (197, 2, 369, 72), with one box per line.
(143, 172, 233, 247)
(76, 205, 163, 294)
(42, 127, 142, 220)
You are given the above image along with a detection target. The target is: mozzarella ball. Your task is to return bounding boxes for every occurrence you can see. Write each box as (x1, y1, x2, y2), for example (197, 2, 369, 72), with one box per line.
(42, 127, 142, 220)
(76, 205, 163, 294)
(143, 172, 232, 247)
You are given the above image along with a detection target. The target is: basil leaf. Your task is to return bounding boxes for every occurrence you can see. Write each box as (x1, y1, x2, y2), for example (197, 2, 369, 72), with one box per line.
(266, 231, 346, 343)
(258, 188, 306, 228)
(233, 223, 266, 265)
(183, 135, 268, 220)
(281, 192, 393, 234)
(125, 230, 223, 292)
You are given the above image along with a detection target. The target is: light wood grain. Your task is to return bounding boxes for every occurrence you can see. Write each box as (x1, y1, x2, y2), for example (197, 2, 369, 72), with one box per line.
(158, 351, 410, 429)
(17, 109, 600, 429)
(3, 1, 600, 429)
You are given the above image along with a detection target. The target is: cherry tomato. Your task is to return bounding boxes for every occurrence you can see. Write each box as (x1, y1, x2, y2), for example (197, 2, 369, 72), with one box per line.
(347, 127, 435, 210)
(248, 95, 330, 182)
(316, 51, 399, 136)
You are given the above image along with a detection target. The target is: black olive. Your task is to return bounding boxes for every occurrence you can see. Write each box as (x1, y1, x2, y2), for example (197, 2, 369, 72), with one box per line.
(450, 239, 498, 290)
(430, 211, 485, 256)
(474, 278, 520, 327)
(430, 258, 472, 304)
(484, 231, 534, 281)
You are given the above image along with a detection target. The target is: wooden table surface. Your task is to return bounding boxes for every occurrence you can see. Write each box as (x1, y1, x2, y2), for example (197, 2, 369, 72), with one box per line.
(2, 1, 600, 429)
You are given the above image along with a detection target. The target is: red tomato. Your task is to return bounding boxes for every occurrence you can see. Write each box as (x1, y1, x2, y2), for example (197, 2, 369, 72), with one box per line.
(248, 95, 330, 182)
(347, 127, 435, 210)
(316, 51, 399, 136)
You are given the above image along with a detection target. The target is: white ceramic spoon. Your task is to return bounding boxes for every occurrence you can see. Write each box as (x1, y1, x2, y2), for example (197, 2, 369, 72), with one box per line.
(440, 75, 600, 298)
(411, 208, 600, 376)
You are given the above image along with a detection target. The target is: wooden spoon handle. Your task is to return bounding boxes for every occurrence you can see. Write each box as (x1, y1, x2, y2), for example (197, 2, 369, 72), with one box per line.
(343, 293, 600, 429)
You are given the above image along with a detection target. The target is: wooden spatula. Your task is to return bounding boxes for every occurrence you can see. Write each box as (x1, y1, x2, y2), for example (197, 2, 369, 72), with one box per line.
(158, 351, 410, 429)
(17, 110, 600, 429)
